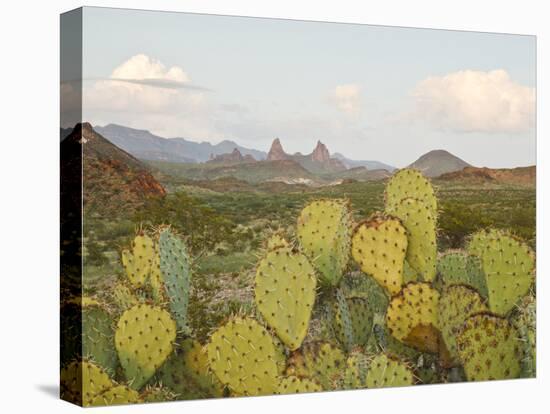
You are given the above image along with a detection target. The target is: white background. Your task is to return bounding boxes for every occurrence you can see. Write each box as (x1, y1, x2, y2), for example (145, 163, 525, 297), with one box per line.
(0, 1, 547, 412)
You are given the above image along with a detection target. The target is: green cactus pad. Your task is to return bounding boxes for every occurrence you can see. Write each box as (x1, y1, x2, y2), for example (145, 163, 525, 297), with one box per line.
(512, 295, 536, 377)
(351, 214, 408, 295)
(329, 289, 354, 351)
(286, 342, 346, 390)
(467, 229, 534, 315)
(61, 360, 114, 406)
(457, 313, 521, 381)
(403, 260, 419, 284)
(340, 272, 389, 316)
(275, 376, 322, 394)
(115, 304, 176, 390)
(366, 354, 414, 388)
(149, 250, 165, 304)
(347, 297, 374, 347)
(140, 385, 178, 403)
(385, 168, 437, 215)
(437, 250, 487, 297)
(82, 300, 118, 375)
(296, 199, 352, 286)
(255, 247, 316, 350)
(89, 385, 141, 407)
(121, 234, 156, 288)
(438, 285, 488, 362)
(112, 282, 140, 311)
(159, 229, 192, 332)
(386, 282, 440, 353)
(266, 233, 289, 250)
(205, 317, 280, 396)
(387, 197, 437, 282)
(340, 350, 370, 389)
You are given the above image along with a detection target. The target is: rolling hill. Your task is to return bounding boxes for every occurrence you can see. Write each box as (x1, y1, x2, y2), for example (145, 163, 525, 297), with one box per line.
(437, 166, 535, 187)
(63, 123, 166, 215)
(407, 149, 471, 177)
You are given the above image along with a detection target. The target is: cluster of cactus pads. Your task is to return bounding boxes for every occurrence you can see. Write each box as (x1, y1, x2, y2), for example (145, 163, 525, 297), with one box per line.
(62, 168, 536, 406)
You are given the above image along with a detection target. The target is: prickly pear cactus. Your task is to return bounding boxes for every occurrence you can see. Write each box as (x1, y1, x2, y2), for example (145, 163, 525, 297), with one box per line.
(366, 354, 414, 388)
(89, 385, 141, 407)
(140, 385, 177, 403)
(438, 285, 488, 362)
(386, 282, 440, 353)
(340, 350, 370, 389)
(512, 295, 536, 378)
(61, 360, 114, 406)
(351, 214, 408, 295)
(112, 282, 140, 311)
(205, 317, 280, 396)
(286, 342, 346, 390)
(437, 250, 487, 298)
(297, 199, 352, 286)
(403, 260, 419, 284)
(115, 304, 176, 390)
(340, 272, 389, 316)
(266, 233, 289, 250)
(329, 289, 354, 351)
(149, 251, 165, 304)
(456, 313, 521, 381)
(467, 229, 535, 315)
(121, 234, 156, 288)
(159, 229, 192, 332)
(385, 168, 437, 215)
(387, 197, 437, 282)
(347, 297, 374, 347)
(255, 246, 316, 350)
(82, 299, 118, 375)
(275, 376, 322, 394)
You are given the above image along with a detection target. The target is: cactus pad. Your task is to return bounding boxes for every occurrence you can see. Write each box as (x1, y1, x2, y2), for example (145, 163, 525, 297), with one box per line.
(121, 234, 156, 288)
(297, 199, 352, 286)
(329, 289, 354, 351)
(385, 168, 437, 215)
(386, 282, 440, 353)
(366, 354, 414, 388)
(159, 229, 192, 332)
(275, 376, 322, 394)
(89, 385, 141, 407)
(437, 250, 487, 297)
(340, 350, 370, 389)
(351, 214, 408, 295)
(266, 233, 289, 250)
(286, 342, 346, 390)
(115, 304, 176, 390)
(387, 197, 437, 282)
(205, 317, 279, 396)
(61, 360, 114, 406)
(456, 313, 521, 381)
(438, 285, 488, 362)
(82, 300, 118, 374)
(112, 282, 140, 311)
(255, 247, 316, 350)
(512, 296, 536, 377)
(140, 385, 177, 403)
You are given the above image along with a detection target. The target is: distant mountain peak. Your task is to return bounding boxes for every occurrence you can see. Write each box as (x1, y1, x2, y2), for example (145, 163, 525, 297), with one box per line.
(311, 140, 330, 162)
(408, 149, 472, 177)
(267, 137, 289, 161)
(207, 147, 256, 164)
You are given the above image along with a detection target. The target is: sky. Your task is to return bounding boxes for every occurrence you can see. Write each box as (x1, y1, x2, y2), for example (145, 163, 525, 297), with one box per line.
(77, 7, 536, 168)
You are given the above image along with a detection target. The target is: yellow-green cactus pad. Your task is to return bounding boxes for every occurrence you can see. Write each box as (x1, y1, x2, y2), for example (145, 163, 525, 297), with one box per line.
(340, 350, 370, 389)
(512, 295, 536, 378)
(385, 168, 437, 215)
(112, 282, 140, 311)
(140, 385, 177, 403)
(206, 317, 279, 396)
(467, 229, 535, 315)
(81, 300, 118, 375)
(275, 376, 322, 394)
(457, 313, 521, 381)
(438, 285, 488, 362)
(266, 233, 289, 250)
(181, 339, 225, 397)
(437, 250, 488, 297)
(121, 234, 156, 288)
(115, 304, 176, 390)
(89, 385, 141, 407)
(286, 342, 346, 390)
(297, 199, 352, 286)
(387, 197, 437, 282)
(386, 282, 440, 353)
(351, 214, 408, 295)
(60, 360, 114, 406)
(366, 354, 414, 388)
(255, 247, 316, 350)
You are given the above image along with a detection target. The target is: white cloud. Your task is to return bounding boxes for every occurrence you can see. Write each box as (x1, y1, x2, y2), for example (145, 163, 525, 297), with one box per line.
(411, 69, 535, 133)
(83, 54, 218, 138)
(330, 84, 362, 115)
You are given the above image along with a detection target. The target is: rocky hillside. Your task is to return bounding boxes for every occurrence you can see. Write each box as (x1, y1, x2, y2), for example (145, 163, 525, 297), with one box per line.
(207, 148, 256, 164)
(437, 166, 535, 187)
(408, 149, 471, 177)
(63, 123, 166, 216)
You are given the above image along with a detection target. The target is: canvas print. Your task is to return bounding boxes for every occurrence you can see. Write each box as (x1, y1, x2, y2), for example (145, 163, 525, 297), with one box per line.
(60, 7, 536, 407)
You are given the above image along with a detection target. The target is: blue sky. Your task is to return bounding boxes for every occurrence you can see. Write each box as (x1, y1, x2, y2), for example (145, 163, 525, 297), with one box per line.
(80, 7, 536, 167)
